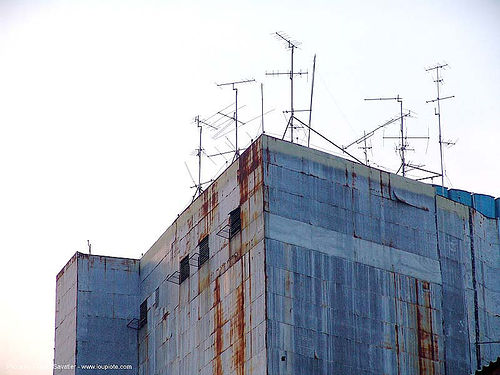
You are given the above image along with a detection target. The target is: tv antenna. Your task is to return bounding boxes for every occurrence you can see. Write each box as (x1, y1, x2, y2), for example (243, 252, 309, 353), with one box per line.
(216, 79, 255, 160)
(425, 63, 455, 189)
(185, 116, 215, 201)
(87, 240, 91, 255)
(343, 112, 411, 151)
(364, 95, 429, 177)
(307, 54, 316, 147)
(359, 131, 371, 165)
(266, 32, 308, 143)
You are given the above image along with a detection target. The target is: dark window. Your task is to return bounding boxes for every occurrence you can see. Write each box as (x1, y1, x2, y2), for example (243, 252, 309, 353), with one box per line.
(198, 236, 209, 268)
(139, 300, 147, 328)
(179, 255, 190, 284)
(229, 207, 241, 239)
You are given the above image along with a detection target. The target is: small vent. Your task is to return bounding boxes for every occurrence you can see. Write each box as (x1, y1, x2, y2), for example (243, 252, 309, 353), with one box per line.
(139, 300, 147, 328)
(229, 207, 241, 239)
(179, 255, 190, 284)
(198, 236, 209, 268)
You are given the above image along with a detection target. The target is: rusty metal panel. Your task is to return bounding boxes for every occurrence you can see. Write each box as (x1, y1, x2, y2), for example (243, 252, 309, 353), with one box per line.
(55, 134, 499, 375)
(136, 138, 267, 375)
(262, 135, 499, 375)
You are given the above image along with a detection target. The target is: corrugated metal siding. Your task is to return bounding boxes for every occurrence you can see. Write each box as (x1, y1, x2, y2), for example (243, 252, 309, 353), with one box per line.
(138, 139, 267, 375)
(54, 134, 499, 375)
(76, 254, 140, 375)
(262, 136, 499, 375)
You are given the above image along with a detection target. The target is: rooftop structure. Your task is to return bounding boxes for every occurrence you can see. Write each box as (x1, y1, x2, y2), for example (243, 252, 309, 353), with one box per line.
(54, 134, 500, 375)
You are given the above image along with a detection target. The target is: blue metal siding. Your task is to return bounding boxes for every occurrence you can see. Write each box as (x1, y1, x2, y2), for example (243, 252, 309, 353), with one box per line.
(262, 136, 499, 375)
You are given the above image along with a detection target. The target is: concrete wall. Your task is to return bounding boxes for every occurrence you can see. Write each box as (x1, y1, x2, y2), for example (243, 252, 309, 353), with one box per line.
(54, 253, 78, 375)
(261, 136, 500, 375)
(137, 139, 267, 375)
(76, 253, 140, 374)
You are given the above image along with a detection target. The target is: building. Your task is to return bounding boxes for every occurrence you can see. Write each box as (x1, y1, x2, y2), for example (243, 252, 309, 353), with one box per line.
(54, 134, 500, 375)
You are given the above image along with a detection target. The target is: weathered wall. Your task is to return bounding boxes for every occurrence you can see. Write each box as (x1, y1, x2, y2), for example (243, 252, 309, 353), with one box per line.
(75, 253, 139, 374)
(54, 134, 499, 375)
(262, 136, 499, 375)
(54, 253, 78, 375)
(138, 139, 267, 375)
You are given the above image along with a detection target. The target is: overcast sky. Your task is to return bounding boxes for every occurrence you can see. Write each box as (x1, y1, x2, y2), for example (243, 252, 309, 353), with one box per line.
(0, 1, 499, 374)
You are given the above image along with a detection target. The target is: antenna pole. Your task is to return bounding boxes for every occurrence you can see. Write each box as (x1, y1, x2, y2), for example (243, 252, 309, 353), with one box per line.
(307, 54, 316, 147)
(87, 240, 91, 255)
(266, 32, 308, 143)
(398, 95, 405, 176)
(234, 86, 239, 157)
(290, 44, 294, 142)
(436, 68, 444, 188)
(363, 131, 369, 165)
(216, 79, 255, 160)
(197, 116, 202, 196)
(261, 83, 265, 134)
(426, 63, 454, 190)
(365, 96, 409, 176)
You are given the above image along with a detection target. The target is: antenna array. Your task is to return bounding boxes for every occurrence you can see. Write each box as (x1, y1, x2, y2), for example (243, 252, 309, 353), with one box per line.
(425, 63, 455, 189)
(216, 79, 255, 160)
(266, 32, 308, 143)
(364, 95, 432, 177)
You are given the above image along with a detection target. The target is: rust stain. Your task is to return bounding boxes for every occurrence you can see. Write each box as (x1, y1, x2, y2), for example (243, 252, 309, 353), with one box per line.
(200, 185, 219, 239)
(198, 268, 210, 293)
(201, 189, 209, 217)
(213, 277, 223, 375)
(230, 280, 246, 375)
(415, 279, 438, 374)
(238, 138, 262, 206)
(285, 271, 291, 295)
(264, 144, 271, 174)
(393, 273, 401, 375)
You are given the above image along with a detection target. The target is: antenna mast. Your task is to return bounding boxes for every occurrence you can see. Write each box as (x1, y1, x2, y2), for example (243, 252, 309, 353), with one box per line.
(216, 79, 255, 160)
(307, 54, 316, 147)
(186, 116, 215, 201)
(365, 96, 409, 176)
(425, 63, 455, 189)
(195, 116, 203, 198)
(266, 32, 308, 143)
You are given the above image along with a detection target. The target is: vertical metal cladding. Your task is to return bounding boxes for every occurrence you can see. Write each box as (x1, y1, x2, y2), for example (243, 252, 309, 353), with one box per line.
(55, 134, 499, 375)
(261, 135, 499, 375)
(432, 184, 448, 198)
(448, 189, 473, 207)
(136, 137, 267, 375)
(472, 193, 496, 219)
(54, 253, 140, 375)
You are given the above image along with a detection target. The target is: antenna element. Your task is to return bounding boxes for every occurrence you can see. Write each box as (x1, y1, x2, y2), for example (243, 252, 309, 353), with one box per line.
(425, 63, 455, 189)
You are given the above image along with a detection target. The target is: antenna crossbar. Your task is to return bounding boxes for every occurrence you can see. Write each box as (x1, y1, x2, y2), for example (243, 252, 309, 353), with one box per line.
(344, 112, 411, 150)
(215, 79, 255, 160)
(425, 63, 455, 189)
(267, 31, 308, 143)
(364, 95, 409, 176)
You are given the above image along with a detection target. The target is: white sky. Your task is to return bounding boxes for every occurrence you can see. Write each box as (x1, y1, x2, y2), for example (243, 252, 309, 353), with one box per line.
(0, 1, 498, 374)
